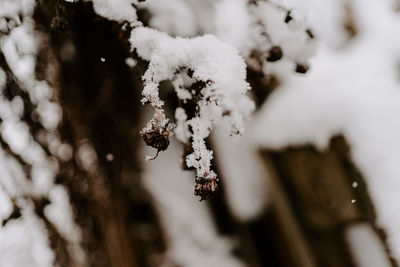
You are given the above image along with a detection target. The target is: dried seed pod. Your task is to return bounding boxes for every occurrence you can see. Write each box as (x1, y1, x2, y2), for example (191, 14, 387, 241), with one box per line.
(194, 176, 219, 201)
(266, 46, 283, 62)
(142, 129, 170, 152)
(140, 110, 174, 160)
(295, 63, 310, 74)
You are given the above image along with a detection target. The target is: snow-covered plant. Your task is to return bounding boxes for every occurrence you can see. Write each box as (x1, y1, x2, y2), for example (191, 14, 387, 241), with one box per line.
(130, 27, 254, 200)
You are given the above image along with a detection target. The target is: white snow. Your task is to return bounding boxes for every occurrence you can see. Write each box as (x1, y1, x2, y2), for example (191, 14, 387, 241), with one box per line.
(125, 57, 137, 68)
(212, 125, 270, 221)
(214, 0, 253, 57)
(137, 0, 198, 37)
(91, 0, 137, 23)
(0, 208, 55, 267)
(174, 107, 190, 143)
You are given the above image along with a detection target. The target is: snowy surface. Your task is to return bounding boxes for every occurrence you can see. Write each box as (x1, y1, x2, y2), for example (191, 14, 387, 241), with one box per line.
(252, 0, 400, 261)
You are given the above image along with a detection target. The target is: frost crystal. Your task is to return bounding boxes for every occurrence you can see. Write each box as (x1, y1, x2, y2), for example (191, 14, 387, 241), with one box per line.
(130, 27, 255, 199)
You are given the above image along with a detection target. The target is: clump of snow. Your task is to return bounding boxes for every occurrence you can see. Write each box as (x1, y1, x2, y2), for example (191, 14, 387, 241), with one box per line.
(214, 0, 253, 57)
(174, 107, 190, 143)
(212, 125, 270, 221)
(91, 0, 138, 23)
(254, 2, 317, 62)
(0, 208, 55, 267)
(302, 0, 355, 48)
(136, 0, 198, 37)
(131, 26, 254, 185)
(76, 141, 98, 172)
(182, 0, 216, 34)
(0, 0, 35, 19)
(45, 185, 86, 264)
(125, 57, 137, 68)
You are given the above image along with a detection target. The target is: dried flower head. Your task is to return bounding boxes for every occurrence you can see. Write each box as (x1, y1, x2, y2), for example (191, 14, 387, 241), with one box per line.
(142, 129, 169, 150)
(140, 109, 174, 160)
(194, 176, 219, 201)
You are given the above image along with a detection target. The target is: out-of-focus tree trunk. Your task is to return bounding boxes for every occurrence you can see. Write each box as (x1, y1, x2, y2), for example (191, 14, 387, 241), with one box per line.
(34, 2, 166, 267)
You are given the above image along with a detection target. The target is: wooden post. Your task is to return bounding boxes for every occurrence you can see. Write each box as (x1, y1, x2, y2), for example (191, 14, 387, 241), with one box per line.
(260, 136, 395, 267)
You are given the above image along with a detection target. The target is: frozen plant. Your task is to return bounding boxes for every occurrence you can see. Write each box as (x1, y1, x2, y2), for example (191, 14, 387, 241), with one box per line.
(130, 27, 255, 200)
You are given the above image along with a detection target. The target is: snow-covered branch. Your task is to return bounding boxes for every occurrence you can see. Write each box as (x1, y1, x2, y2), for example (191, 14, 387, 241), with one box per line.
(130, 26, 254, 199)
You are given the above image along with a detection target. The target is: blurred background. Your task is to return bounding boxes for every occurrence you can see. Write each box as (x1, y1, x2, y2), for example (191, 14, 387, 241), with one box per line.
(0, 0, 400, 266)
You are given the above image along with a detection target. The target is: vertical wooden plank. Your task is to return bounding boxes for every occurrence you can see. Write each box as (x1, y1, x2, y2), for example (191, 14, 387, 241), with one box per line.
(260, 136, 395, 267)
